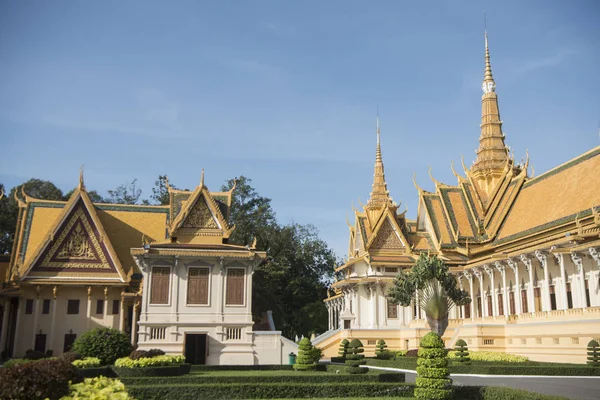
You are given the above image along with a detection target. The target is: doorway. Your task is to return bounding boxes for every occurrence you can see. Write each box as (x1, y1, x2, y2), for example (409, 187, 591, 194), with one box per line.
(34, 334, 47, 353)
(184, 333, 207, 364)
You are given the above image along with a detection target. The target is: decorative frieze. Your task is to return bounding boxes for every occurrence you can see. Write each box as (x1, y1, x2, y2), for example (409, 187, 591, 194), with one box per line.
(570, 253, 583, 274)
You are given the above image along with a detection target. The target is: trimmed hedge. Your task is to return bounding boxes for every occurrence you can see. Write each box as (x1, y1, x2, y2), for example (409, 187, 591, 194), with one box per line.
(453, 386, 570, 400)
(345, 339, 368, 374)
(450, 365, 600, 376)
(191, 364, 295, 372)
(126, 382, 415, 399)
(112, 365, 183, 377)
(121, 372, 405, 385)
(294, 337, 317, 371)
(77, 366, 117, 378)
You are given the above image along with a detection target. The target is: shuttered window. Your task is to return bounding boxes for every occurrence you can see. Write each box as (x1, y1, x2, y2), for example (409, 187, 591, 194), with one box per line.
(226, 268, 245, 305)
(150, 267, 171, 304)
(187, 268, 210, 305)
(387, 299, 398, 319)
(521, 290, 528, 313)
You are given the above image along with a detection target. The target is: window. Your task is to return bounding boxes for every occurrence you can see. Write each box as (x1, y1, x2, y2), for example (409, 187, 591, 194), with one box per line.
(549, 285, 557, 311)
(367, 340, 376, 345)
(384, 267, 398, 273)
(464, 304, 471, 319)
(344, 320, 351, 329)
(150, 267, 171, 304)
(566, 282, 573, 309)
(387, 299, 398, 319)
(112, 300, 120, 315)
(226, 268, 245, 305)
(42, 299, 51, 314)
(96, 299, 104, 315)
(226, 328, 242, 340)
(585, 280, 591, 307)
(521, 290, 528, 313)
(534, 287, 542, 312)
(487, 294, 493, 316)
(477, 296, 482, 318)
(498, 293, 504, 316)
(25, 299, 34, 314)
(67, 300, 80, 315)
(509, 291, 515, 315)
(34, 334, 47, 353)
(187, 268, 209, 305)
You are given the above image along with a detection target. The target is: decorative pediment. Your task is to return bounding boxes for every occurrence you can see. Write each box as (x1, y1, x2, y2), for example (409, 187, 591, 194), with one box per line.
(23, 191, 125, 280)
(181, 196, 219, 229)
(370, 217, 405, 250)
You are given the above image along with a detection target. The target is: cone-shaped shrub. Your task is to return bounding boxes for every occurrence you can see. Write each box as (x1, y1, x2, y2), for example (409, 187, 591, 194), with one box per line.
(338, 339, 350, 360)
(345, 339, 368, 374)
(293, 337, 317, 371)
(454, 339, 470, 364)
(415, 332, 451, 400)
(587, 340, 600, 367)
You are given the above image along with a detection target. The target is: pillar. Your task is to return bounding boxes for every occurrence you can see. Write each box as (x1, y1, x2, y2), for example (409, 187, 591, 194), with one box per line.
(219, 257, 225, 322)
(554, 253, 568, 310)
(484, 265, 497, 316)
(0, 299, 10, 352)
(535, 251, 552, 311)
(473, 268, 486, 317)
(119, 295, 125, 332)
(495, 262, 508, 318)
(464, 271, 475, 319)
(31, 288, 41, 349)
(48, 287, 58, 354)
(103, 287, 109, 326)
(571, 253, 586, 309)
(131, 300, 139, 345)
(13, 297, 23, 356)
(521, 255, 534, 313)
(86, 287, 92, 331)
(507, 259, 521, 315)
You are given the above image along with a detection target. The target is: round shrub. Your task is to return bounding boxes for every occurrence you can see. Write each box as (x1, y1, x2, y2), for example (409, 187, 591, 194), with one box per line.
(72, 357, 101, 369)
(345, 339, 368, 374)
(0, 358, 82, 400)
(59, 351, 82, 363)
(61, 376, 134, 400)
(72, 327, 133, 365)
(415, 332, 451, 400)
(454, 339, 470, 364)
(293, 337, 317, 371)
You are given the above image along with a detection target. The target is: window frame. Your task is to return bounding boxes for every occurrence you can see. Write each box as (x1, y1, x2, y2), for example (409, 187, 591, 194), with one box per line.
(112, 299, 120, 315)
(96, 299, 104, 315)
(387, 298, 398, 319)
(25, 299, 34, 315)
(42, 299, 50, 315)
(225, 267, 246, 307)
(150, 265, 172, 306)
(67, 299, 80, 315)
(186, 266, 211, 306)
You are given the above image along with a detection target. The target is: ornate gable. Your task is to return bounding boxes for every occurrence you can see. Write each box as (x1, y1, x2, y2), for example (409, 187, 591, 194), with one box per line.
(31, 200, 117, 274)
(370, 217, 405, 250)
(181, 196, 219, 229)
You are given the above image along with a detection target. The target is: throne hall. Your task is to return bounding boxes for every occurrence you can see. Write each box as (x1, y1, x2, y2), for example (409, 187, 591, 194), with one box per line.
(318, 33, 600, 364)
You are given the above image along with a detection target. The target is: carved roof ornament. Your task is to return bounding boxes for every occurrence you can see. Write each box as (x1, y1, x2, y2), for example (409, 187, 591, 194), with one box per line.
(463, 270, 473, 283)
(472, 267, 483, 282)
(570, 253, 583, 274)
(534, 250, 548, 270)
(506, 258, 518, 273)
(483, 264, 494, 279)
(494, 261, 505, 277)
(520, 254, 532, 272)
(589, 248, 600, 268)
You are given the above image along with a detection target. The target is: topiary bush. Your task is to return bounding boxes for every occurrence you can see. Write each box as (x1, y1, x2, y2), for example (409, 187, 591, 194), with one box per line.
(375, 339, 388, 359)
(293, 337, 317, 371)
(415, 332, 451, 400)
(587, 340, 600, 367)
(454, 339, 470, 364)
(130, 349, 149, 360)
(307, 345, 323, 364)
(72, 327, 133, 365)
(0, 358, 82, 400)
(338, 338, 349, 360)
(345, 338, 368, 374)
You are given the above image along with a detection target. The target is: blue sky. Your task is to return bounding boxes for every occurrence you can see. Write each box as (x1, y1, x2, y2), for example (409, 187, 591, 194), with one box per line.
(0, 0, 598, 257)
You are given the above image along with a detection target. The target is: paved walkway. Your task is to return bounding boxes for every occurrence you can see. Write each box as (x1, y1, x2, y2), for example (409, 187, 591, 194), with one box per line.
(367, 365, 600, 400)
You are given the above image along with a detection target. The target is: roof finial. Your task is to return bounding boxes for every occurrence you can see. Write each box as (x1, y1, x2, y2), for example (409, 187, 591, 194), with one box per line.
(78, 165, 85, 190)
(200, 169, 205, 187)
(482, 17, 496, 93)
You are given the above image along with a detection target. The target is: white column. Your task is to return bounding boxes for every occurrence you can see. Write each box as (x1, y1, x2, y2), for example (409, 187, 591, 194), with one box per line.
(507, 259, 521, 315)
(495, 262, 508, 317)
(484, 265, 497, 316)
(571, 253, 586, 309)
(31, 289, 41, 349)
(219, 257, 225, 322)
(119, 295, 125, 332)
(131, 300, 139, 345)
(535, 251, 552, 311)
(103, 287, 109, 326)
(171, 257, 180, 322)
(521, 255, 534, 313)
(12, 297, 23, 356)
(247, 263, 255, 324)
(48, 287, 58, 354)
(473, 268, 486, 317)
(355, 286, 361, 327)
(590, 248, 600, 306)
(554, 253, 568, 310)
(464, 271, 475, 318)
(86, 287, 92, 331)
(371, 284, 379, 328)
(0, 299, 10, 352)
(415, 291, 421, 319)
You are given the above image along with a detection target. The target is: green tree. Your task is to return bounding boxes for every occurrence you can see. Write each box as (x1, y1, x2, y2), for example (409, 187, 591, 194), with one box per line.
(0, 179, 64, 254)
(375, 339, 388, 358)
(454, 339, 470, 364)
(150, 175, 173, 205)
(63, 188, 105, 203)
(415, 332, 451, 400)
(293, 337, 317, 371)
(222, 177, 338, 339)
(388, 254, 470, 337)
(587, 340, 600, 367)
(106, 179, 142, 204)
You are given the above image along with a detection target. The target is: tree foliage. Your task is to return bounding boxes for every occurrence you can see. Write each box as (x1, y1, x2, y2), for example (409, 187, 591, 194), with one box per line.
(222, 176, 338, 338)
(150, 175, 173, 205)
(293, 337, 317, 371)
(106, 179, 143, 205)
(388, 254, 470, 307)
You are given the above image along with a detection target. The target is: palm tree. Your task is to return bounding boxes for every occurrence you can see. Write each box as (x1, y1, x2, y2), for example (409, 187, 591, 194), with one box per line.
(388, 254, 470, 337)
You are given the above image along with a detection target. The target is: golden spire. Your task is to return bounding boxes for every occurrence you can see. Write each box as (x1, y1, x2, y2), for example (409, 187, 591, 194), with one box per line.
(471, 29, 509, 176)
(78, 165, 85, 190)
(366, 115, 392, 209)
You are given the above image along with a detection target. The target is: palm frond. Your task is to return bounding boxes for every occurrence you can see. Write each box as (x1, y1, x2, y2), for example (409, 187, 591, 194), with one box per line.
(418, 279, 454, 320)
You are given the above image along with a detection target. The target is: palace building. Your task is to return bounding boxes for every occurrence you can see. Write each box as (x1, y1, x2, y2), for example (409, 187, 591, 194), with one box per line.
(317, 33, 600, 364)
(0, 173, 296, 364)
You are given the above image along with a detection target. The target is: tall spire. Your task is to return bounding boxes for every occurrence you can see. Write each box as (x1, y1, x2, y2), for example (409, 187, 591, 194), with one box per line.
(471, 29, 509, 177)
(367, 115, 392, 209)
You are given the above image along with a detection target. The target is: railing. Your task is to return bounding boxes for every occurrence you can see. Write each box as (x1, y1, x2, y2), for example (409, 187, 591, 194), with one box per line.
(226, 327, 242, 340)
(150, 327, 166, 340)
(311, 327, 341, 346)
